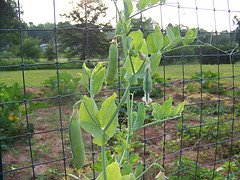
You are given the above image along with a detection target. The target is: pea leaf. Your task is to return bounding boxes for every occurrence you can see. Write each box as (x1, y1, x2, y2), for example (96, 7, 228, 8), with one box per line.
(146, 33, 158, 54)
(134, 163, 144, 178)
(79, 96, 103, 146)
(149, 0, 160, 5)
(150, 52, 162, 76)
(123, 0, 133, 19)
(136, 0, 149, 10)
(128, 30, 144, 50)
(166, 27, 175, 42)
(154, 24, 164, 51)
(152, 98, 185, 120)
(96, 162, 121, 180)
(133, 102, 146, 131)
(83, 63, 91, 77)
(91, 63, 105, 97)
(97, 93, 118, 142)
(122, 173, 136, 180)
(172, 26, 181, 38)
(170, 101, 185, 117)
(122, 163, 134, 176)
(182, 28, 197, 46)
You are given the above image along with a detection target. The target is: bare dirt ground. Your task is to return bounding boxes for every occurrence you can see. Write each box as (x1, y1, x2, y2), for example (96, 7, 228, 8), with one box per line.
(2, 84, 240, 179)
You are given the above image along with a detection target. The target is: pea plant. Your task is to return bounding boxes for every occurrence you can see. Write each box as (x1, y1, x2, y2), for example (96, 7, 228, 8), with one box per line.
(68, 0, 197, 179)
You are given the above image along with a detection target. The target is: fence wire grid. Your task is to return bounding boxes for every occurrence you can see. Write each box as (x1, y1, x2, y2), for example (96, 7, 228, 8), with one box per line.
(0, 0, 240, 179)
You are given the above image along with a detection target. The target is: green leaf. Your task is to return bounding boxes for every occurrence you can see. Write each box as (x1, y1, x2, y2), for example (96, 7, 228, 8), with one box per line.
(149, 0, 160, 5)
(122, 173, 136, 180)
(154, 24, 164, 51)
(128, 30, 144, 50)
(150, 52, 162, 76)
(152, 98, 184, 120)
(122, 163, 134, 176)
(166, 27, 175, 42)
(170, 101, 185, 117)
(136, 0, 149, 10)
(79, 96, 103, 146)
(133, 102, 146, 131)
(83, 63, 91, 78)
(91, 63, 105, 97)
(97, 93, 118, 143)
(146, 33, 158, 54)
(160, 98, 173, 118)
(134, 163, 144, 178)
(96, 162, 121, 180)
(182, 28, 197, 46)
(172, 26, 181, 38)
(79, 72, 89, 92)
(123, 0, 133, 19)
(115, 21, 122, 36)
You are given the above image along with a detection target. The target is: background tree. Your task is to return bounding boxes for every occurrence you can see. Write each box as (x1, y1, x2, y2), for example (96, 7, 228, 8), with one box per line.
(0, 0, 19, 53)
(59, 0, 112, 59)
(131, 17, 155, 37)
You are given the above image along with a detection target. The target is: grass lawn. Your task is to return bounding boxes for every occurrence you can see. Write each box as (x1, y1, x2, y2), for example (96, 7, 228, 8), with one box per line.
(0, 64, 239, 87)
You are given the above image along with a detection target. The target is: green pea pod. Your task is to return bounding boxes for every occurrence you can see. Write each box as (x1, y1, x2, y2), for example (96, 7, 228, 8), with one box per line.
(69, 105, 85, 169)
(106, 39, 118, 84)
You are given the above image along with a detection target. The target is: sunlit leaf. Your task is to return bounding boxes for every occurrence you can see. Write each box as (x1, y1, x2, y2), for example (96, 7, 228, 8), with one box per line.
(154, 24, 164, 51)
(123, 0, 133, 18)
(136, 0, 149, 10)
(97, 93, 118, 142)
(146, 33, 158, 54)
(122, 173, 136, 180)
(166, 26, 175, 42)
(133, 102, 146, 130)
(79, 96, 103, 145)
(182, 28, 197, 46)
(91, 63, 105, 97)
(134, 163, 144, 178)
(128, 30, 144, 50)
(150, 52, 162, 75)
(96, 162, 121, 180)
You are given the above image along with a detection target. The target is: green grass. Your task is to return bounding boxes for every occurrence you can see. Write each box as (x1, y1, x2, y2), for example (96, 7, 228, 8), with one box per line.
(0, 64, 239, 87)
(0, 69, 83, 87)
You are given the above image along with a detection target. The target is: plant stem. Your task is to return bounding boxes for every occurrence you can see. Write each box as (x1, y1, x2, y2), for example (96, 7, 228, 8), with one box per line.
(101, 137, 107, 180)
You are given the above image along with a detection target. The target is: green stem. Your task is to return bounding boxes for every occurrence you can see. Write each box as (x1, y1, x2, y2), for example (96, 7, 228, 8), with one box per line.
(101, 138, 107, 180)
(134, 115, 181, 131)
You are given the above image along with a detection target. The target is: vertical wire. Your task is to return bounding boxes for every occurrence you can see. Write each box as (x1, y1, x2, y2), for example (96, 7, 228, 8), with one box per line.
(159, 3, 167, 170)
(138, 11, 147, 178)
(0, 140, 3, 180)
(52, 0, 67, 179)
(84, 0, 95, 178)
(176, 1, 184, 179)
(115, 0, 122, 130)
(211, 0, 221, 178)
(226, 0, 236, 178)
(17, 0, 36, 178)
(194, 0, 204, 177)
(193, 0, 202, 179)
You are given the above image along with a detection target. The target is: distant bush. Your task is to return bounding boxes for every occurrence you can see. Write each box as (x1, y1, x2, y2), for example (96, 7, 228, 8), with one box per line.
(43, 73, 81, 95)
(191, 70, 226, 94)
(0, 83, 34, 148)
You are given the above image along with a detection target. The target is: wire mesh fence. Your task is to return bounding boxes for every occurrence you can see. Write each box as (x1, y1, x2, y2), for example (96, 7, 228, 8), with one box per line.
(0, 0, 240, 179)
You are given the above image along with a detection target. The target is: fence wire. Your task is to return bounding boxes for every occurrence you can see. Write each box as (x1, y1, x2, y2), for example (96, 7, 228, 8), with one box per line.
(0, 0, 240, 179)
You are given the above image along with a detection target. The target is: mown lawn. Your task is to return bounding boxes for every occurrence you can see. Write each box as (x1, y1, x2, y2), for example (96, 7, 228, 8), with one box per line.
(0, 64, 239, 87)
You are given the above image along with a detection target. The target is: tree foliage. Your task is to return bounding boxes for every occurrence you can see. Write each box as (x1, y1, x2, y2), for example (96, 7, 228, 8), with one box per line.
(59, 0, 112, 59)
